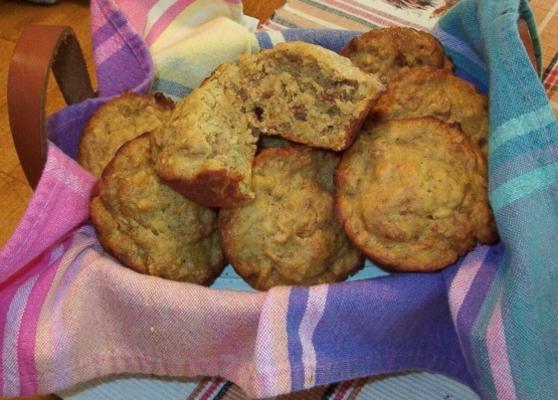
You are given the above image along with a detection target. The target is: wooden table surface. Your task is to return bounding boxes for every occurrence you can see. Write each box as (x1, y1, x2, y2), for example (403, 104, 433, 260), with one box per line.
(0, 1, 282, 400)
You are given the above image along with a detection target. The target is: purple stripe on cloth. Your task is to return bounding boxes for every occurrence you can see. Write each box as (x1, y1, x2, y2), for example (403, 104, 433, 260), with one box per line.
(445, 247, 490, 329)
(311, 275, 474, 389)
(96, 46, 150, 96)
(17, 240, 67, 395)
(92, 12, 128, 47)
(287, 288, 309, 391)
(95, 30, 127, 65)
(93, 0, 153, 97)
(455, 244, 503, 385)
(144, 0, 197, 46)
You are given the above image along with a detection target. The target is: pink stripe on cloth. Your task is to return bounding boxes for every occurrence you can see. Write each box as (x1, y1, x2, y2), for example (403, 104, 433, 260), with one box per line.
(94, 31, 127, 65)
(37, 228, 104, 393)
(447, 246, 490, 323)
(144, 0, 197, 46)
(114, 0, 159, 36)
(253, 286, 292, 397)
(0, 272, 33, 393)
(90, 0, 108, 33)
(28, 243, 269, 397)
(2, 274, 39, 395)
(486, 296, 517, 400)
(17, 239, 71, 396)
(0, 143, 96, 284)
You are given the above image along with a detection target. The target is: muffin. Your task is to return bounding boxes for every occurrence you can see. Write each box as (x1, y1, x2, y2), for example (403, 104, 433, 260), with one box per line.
(78, 92, 173, 177)
(90, 133, 225, 284)
(340, 27, 453, 83)
(335, 118, 498, 272)
(371, 68, 489, 150)
(219, 146, 364, 290)
(151, 41, 384, 208)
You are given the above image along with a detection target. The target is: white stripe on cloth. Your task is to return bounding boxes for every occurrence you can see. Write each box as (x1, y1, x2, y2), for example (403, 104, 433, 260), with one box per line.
(486, 295, 517, 400)
(2, 274, 40, 394)
(299, 285, 328, 389)
(144, 0, 177, 37)
(267, 30, 286, 46)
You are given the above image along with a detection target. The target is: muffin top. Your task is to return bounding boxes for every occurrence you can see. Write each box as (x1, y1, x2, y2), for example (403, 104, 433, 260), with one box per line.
(341, 27, 453, 83)
(79, 92, 173, 177)
(372, 68, 489, 150)
(90, 133, 225, 284)
(335, 118, 498, 272)
(219, 146, 363, 290)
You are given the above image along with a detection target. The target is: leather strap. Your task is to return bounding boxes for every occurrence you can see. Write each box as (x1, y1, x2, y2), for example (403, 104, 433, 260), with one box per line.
(8, 25, 95, 189)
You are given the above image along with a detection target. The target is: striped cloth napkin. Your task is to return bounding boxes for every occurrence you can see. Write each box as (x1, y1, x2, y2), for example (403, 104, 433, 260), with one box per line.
(1, 1, 557, 400)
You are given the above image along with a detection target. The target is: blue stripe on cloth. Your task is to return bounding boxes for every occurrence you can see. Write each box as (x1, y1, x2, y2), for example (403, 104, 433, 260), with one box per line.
(431, 26, 487, 72)
(281, 29, 359, 53)
(490, 145, 558, 189)
(152, 78, 192, 99)
(255, 32, 273, 50)
(310, 275, 473, 389)
(491, 105, 557, 152)
(453, 68, 488, 93)
(489, 122, 558, 172)
(286, 288, 309, 391)
(490, 162, 558, 212)
(93, 12, 128, 46)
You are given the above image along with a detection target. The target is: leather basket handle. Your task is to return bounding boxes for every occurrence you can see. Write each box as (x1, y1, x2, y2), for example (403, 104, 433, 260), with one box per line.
(8, 25, 96, 189)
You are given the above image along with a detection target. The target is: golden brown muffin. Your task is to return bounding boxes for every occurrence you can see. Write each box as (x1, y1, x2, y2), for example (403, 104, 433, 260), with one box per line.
(151, 62, 257, 208)
(78, 92, 173, 177)
(241, 41, 384, 151)
(219, 147, 364, 290)
(371, 68, 488, 150)
(90, 133, 225, 284)
(151, 41, 384, 208)
(335, 118, 498, 272)
(340, 27, 453, 83)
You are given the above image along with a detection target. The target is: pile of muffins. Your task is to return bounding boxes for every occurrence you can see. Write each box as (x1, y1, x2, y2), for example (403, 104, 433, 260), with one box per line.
(81, 28, 497, 291)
